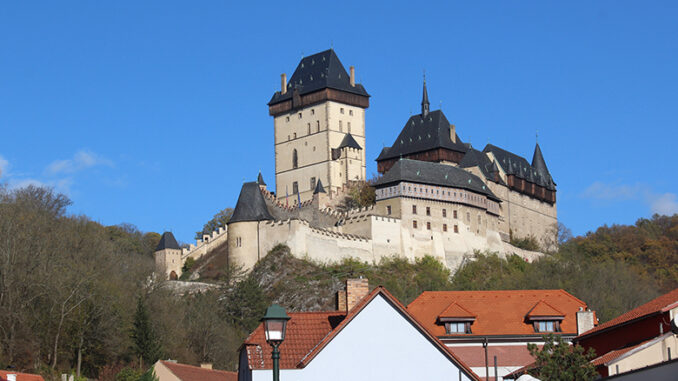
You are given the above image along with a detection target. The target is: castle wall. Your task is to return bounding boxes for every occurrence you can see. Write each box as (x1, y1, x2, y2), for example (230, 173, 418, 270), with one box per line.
(506, 189, 558, 250)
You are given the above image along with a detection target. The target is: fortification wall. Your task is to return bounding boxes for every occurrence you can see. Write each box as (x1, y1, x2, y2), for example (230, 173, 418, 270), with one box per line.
(506, 189, 558, 250)
(180, 226, 228, 262)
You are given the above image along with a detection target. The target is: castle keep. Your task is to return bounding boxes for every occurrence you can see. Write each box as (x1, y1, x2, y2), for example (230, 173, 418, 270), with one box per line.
(155, 49, 557, 279)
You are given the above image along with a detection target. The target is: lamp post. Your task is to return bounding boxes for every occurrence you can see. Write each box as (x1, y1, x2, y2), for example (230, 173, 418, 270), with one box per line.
(262, 304, 290, 381)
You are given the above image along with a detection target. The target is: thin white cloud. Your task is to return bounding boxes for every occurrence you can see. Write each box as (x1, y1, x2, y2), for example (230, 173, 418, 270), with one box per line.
(582, 181, 678, 217)
(0, 155, 8, 178)
(581, 181, 647, 201)
(45, 150, 113, 176)
(648, 193, 678, 216)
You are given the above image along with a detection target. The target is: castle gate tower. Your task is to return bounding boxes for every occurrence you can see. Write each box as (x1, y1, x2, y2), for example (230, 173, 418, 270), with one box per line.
(268, 49, 370, 204)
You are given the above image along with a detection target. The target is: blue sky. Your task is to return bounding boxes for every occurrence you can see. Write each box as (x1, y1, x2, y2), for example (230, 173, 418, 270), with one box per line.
(1, 1, 677, 243)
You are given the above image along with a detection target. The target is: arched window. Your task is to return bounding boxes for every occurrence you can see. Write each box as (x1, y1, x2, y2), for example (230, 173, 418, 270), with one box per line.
(293, 149, 298, 169)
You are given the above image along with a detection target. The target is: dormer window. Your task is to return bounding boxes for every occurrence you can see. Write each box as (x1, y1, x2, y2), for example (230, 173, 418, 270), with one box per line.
(526, 300, 565, 333)
(438, 302, 476, 335)
(534, 320, 560, 333)
(445, 322, 472, 334)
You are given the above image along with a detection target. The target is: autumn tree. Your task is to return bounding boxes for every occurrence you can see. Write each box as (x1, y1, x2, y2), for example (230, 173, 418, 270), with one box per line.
(527, 334, 596, 381)
(195, 208, 233, 240)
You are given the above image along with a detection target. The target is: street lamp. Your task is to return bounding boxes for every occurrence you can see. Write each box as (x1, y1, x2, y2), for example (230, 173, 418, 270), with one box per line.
(262, 304, 290, 381)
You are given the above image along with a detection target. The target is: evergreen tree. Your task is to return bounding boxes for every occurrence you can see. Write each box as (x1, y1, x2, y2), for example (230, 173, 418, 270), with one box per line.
(131, 297, 161, 369)
(527, 334, 597, 381)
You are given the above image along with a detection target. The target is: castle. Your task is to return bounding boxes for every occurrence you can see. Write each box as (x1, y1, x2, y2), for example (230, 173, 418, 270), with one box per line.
(155, 49, 557, 280)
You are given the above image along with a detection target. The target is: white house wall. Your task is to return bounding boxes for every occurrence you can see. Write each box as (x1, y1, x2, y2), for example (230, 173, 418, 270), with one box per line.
(252, 294, 475, 381)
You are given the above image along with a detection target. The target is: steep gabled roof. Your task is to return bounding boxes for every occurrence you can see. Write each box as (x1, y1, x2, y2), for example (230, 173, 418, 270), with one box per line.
(268, 49, 369, 106)
(484, 143, 555, 190)
(296, 287, 480, 380)
(242, 287, 480, 380)
(374, 159, 500, 202)
(156, 232, 180, 251)
(576, 288, 678, 340)
(459, 147, 506, 185)
(229, 182, 274, 223)
(376, 110, 467, 161)
(408, 290, 588, 337)
(159, 361, 237, 381)
(337, 133, 362, 150)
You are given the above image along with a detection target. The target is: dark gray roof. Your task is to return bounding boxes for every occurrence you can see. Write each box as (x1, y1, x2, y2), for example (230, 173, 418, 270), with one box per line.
(268, 49, 369, 106)
(483, 144, 555, 190)
(229, 182, 274, 223)
(531, 143, 553, 182)
(459, 147, 505, 185)
(376, 110, 467, 161)
(374, 159, 500, 202)
(313, 179, 326, 194)
(257, 172, 266, 186)
(421, 79, 430, 117)
(337, 133, 362, 150)
(156, 232, 180, 251)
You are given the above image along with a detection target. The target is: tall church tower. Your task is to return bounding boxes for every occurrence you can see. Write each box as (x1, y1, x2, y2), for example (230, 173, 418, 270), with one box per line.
(268, 49, 370, 204)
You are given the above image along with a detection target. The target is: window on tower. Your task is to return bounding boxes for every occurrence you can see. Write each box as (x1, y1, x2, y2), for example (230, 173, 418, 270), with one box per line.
(293, 149, 298, 169)
(310, 177, 316, 190)
(339, 120, 343, 132)
(316, 120, 320, 132)
(293, 181, 298, 194)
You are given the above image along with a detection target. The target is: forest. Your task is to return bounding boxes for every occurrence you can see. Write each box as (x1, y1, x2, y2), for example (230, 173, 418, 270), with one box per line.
(0, 185, 676, 379)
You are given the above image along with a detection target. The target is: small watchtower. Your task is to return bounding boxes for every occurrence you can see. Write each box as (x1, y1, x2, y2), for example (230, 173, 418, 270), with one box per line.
(154, 231, 182, 280)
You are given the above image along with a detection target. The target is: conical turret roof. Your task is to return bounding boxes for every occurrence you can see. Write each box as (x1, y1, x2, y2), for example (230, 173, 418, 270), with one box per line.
(229, 182, 274, 223)
(313, 179, 326, 194)
(257, 171, 266, 186)
(156, 232, 180, 251)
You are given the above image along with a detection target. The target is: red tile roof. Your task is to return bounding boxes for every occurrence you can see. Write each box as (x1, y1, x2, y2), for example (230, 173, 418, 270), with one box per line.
(0, 371, 45, 381)
(407, 290, 588, 337)
(439, 301, 476, 319)
(576, 288, 678, 340)
(242, 287, 480, 380)
(450, 345, 539, 368)
(243, 311, 346, 369)
(160, 361, 237, 381)
(526, 300, 565, 318)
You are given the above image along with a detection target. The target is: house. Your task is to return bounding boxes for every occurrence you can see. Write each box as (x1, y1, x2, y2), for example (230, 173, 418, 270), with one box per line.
(238, 279, 480, 381)
(573, 288, 678, 378)
(0, 371, 44, 381)
(407, 289, 596, 380)
(154, 360, 237, 381)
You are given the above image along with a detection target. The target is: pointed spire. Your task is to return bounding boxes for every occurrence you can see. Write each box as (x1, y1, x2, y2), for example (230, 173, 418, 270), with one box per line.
(257, 171, 266, 186)
(313, 179, 326, 194)
(421, 72, 430, 118)
(531, 142, 551, 177)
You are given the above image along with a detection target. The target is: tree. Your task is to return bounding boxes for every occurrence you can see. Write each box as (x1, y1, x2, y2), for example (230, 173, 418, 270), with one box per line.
(131, 298, 161, 369)
(195, 208, 233, 240)
(527, 334, 596, 381)
(337, 180, 376, 211)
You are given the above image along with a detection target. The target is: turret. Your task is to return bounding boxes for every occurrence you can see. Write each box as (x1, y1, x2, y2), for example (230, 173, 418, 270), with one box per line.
(154, 232, 183, 280)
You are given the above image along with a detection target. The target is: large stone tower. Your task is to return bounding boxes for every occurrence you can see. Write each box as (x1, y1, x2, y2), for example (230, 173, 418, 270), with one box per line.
(268, 49, 370, 204)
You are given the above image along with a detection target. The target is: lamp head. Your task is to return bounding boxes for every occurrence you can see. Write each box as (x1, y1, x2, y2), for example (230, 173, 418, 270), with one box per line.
(262, 304, 291, 345)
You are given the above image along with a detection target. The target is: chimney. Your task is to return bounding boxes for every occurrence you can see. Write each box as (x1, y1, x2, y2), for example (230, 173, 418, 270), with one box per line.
(349, 66, 355, 87)
(281, 73, 287, 95)
(450, 124, 456, 143)
(200, 363, 213, 370)
(346, 278, 369, 311)
(336, 290, 347, 311)
(576, 308, 595, 335)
